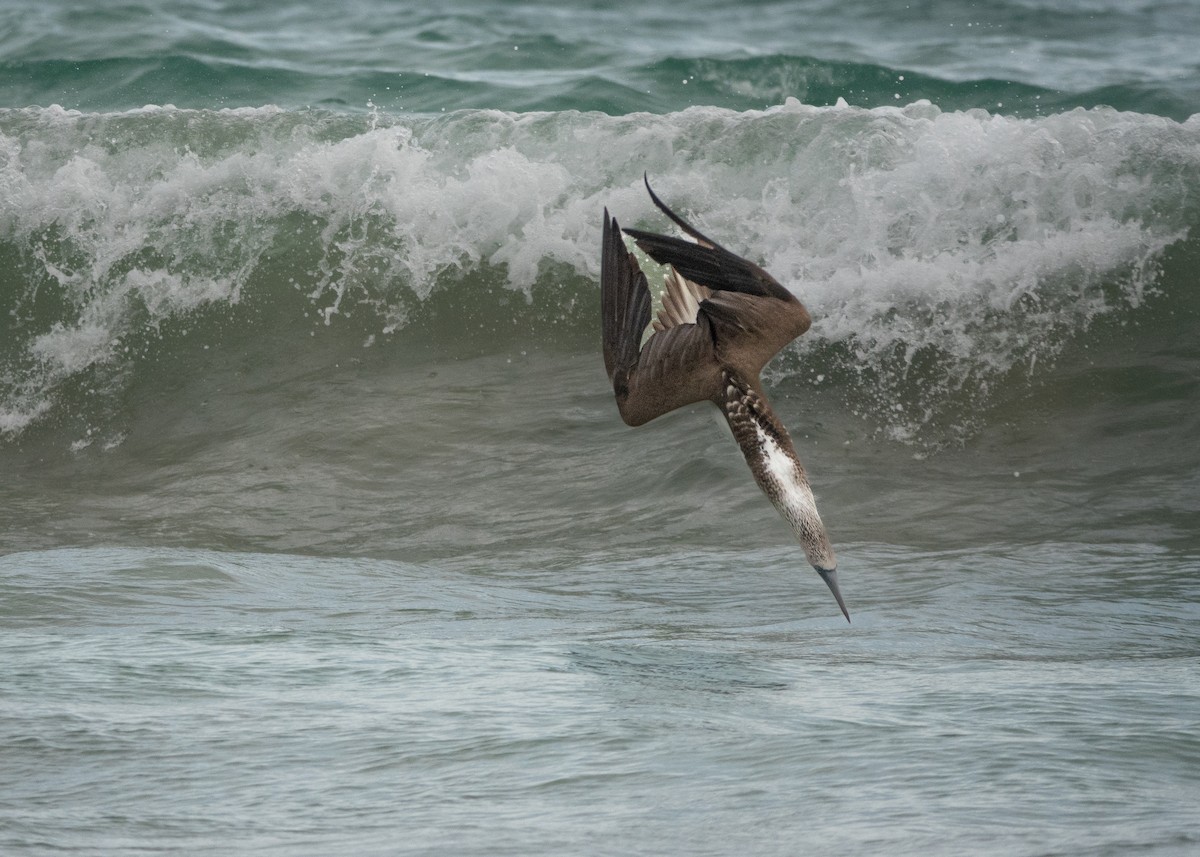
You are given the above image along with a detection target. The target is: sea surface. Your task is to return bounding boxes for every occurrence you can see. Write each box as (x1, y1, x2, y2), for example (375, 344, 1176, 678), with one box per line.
(2, 1, 1200, 855)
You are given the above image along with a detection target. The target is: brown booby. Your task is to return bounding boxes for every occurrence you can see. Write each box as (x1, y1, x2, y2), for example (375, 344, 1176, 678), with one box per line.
(602, 176, 849, 622)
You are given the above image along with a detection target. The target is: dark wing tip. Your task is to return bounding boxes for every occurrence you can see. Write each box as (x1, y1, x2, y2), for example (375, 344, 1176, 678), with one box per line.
(604, 207, 618, 234)
(601, 205, 652, 386)
(641, 175, 722, 250)
(625, 176, 797, 305)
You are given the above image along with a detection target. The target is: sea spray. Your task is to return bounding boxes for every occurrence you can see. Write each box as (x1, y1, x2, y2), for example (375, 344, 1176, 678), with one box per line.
(2, 100, 1197, 442)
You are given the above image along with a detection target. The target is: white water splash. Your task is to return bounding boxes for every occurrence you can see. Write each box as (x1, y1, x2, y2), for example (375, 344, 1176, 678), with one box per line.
(1, 100, 1197, 438)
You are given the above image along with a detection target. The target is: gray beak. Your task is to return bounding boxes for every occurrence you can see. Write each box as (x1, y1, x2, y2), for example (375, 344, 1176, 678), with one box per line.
(817, 568, 851, 623)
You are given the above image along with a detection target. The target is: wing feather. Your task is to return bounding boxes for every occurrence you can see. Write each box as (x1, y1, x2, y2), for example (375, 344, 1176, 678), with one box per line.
(601, 209, 651, 384)
(601, 179, 819, 422)
(622, 178, 814, 378)
(601, 209, 722, 426)
(701, 290, 810, 378)
(653, 267, 712, 332)
(624, 175, 796, 303)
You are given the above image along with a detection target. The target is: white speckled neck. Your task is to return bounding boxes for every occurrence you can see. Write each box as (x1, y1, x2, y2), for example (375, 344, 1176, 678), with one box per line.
(753, 421, 819, 527)
(718, 372, 836, 572)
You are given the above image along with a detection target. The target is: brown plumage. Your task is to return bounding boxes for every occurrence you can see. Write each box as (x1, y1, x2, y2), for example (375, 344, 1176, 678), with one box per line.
(601, 176, 849, 622)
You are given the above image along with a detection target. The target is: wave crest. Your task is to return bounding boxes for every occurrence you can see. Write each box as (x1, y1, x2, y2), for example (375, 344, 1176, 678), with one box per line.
(1, 100, 1197, 441)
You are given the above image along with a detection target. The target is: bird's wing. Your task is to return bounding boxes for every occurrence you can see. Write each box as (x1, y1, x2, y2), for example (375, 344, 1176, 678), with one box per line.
(652, 266, 712, 332)
(601, 207, 651, 385)
(623, 175, 795, 302)
(699, 289, 811, 380)
(622, 178, 813, 378)
(602, 209, 722, 427)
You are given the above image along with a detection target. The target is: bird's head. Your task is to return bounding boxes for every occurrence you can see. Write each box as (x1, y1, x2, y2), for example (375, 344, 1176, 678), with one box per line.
(799, 526, 849, 623)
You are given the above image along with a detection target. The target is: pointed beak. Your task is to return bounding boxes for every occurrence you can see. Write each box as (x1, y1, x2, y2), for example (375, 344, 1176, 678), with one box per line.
(817, 568, 851, 623)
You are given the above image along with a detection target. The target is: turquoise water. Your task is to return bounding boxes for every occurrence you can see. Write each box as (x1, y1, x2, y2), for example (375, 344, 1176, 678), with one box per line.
(3, 0, 1200, 117)
(2, 1, 1200, 855)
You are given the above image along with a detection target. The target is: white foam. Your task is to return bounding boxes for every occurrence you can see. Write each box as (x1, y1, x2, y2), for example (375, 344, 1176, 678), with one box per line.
(1, 101, 1196, 437)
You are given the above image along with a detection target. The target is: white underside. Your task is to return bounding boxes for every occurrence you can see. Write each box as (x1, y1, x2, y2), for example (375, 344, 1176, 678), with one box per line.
(754, 423, 819, 525)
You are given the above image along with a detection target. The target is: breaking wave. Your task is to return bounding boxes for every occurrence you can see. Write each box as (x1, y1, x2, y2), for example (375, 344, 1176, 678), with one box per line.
(2, 99, 1198, 442)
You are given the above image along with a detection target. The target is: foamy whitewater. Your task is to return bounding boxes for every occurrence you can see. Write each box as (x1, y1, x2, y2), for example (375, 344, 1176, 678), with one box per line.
(2, 2, 1199, 855)
(4, 100, 1196, 443)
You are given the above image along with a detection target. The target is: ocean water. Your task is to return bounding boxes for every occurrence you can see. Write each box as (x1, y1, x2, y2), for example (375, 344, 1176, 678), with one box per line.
(3, 1, 1200, 854)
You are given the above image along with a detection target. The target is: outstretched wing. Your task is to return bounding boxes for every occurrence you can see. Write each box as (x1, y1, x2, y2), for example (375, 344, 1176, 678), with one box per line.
(622, 177, 813, 378)
(601, 209, 722, 427)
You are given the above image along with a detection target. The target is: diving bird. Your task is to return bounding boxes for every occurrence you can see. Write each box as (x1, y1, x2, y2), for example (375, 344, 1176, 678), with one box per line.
(601, 176, 849, 622)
